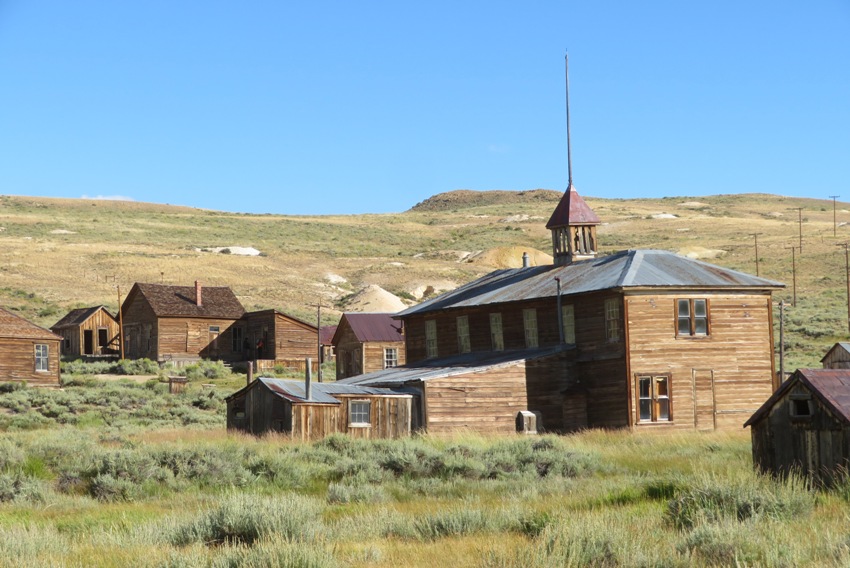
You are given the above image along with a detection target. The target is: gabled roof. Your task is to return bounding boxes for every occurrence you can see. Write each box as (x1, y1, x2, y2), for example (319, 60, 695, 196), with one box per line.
(545, 185, 601, 229)
(0, 307, 62, 341)
(745, 368, 850, 426)
(128, 283, 244, 319)
(319, 325, 338, 345)
(51, 306, 116, 330)
(821, 342, 850, 363)
(398, 249, 784, 317)
(337, 345, 568, 387)
(226, 377, 409, 405)
(334, 313, 404, 344)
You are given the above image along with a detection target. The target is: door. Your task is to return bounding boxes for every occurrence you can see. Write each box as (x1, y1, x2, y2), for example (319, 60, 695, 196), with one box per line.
(83, 329, 94, 355)
(692, 369, 716, 431)
(208, 326, 221, 358)
(97, 328, 109, 354)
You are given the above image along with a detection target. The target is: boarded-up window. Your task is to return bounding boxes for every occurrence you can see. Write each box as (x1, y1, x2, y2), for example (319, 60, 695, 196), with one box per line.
(523, 308, 538, 348)
(605, 298, 621, 342)
(35, 344, 49, 372)
(425, 320, 437, 359)
(490, 313, 504, 351)
(384, 347, 398, 369)
(562, 304, 575, 344)
(232, 326, 244, 353)
(677, 299, 709, 337)
(636, 374, 671, 422)
(349, 400, 371, 426)
(456, 315, 471, 353)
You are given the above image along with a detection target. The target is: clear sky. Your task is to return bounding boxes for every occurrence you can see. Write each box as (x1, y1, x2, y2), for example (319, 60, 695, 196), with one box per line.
(1, 1, 848, 215)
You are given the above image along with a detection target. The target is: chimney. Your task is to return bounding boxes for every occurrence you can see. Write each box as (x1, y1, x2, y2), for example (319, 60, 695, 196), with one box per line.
(195, 280, 202, 306)
(522, 252, 530, 268)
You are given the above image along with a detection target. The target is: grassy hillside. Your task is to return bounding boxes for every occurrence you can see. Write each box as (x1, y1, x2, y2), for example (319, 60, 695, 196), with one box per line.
(1, 191, 848, 370)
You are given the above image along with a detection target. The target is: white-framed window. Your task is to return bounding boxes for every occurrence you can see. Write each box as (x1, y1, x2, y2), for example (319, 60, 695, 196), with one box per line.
(35, 344, 49, 372)
(490, 313, 504, 351)
(349, 400, 371, 426)
(456, 315, 471, 353)
(636, 374, 671, 422)
(425, 320, 438, 359)
(523, 308, 538, 348)
(605, 298, 621, 342)
(562, 304, 575, 344)
(384, 347, 398, 369)
(677, 299, 709, 337)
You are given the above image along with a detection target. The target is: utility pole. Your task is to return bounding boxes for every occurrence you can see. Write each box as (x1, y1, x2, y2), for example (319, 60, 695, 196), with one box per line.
(310, 302, 329, 382)
(830, 195, 840, 237)
(778, 300, 785, 384)
(750, 233, 762, 276)
(840, 243, 850, 334)
(789, 207, 803, 253)
(785, 245, 797, 307)
(117, 285, 125, 360)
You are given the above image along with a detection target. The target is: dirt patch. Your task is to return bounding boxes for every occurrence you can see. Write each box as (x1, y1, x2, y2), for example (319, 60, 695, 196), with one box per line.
(343, 285, 407, 312)
(467, 247, 552, 268)
(92, 374, 159, 383)
(410, 189, 561, 212)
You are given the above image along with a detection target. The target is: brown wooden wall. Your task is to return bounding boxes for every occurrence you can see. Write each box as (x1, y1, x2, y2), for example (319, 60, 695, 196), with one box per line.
(0, 337, 61, 386)
(242, 312, 318, 362)
(822, 348, 850, 370)
(334, 322, 362, 379)
(625, 292, 775, 431)
(57, 309, 120, 357)
(122, 297, 159, 360)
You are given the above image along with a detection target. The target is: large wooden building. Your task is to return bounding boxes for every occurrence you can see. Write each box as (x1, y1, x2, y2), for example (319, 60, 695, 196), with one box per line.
(240, 310, 320, 370)
(226, 377, 413, 440)
(339, 187, 783, 434)
(51, 306, 119, 358)
(121, 281, 245, 363)
(745, 368, 850, 482)
(333, 313, 405, 380)
(0, 307, 61, 386)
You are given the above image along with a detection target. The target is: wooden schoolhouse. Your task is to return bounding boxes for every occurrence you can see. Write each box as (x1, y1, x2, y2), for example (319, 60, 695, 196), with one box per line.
(0, 307, 62, 386)
(339, 187, 784, 435)
(51, 306, 120, 358)
(333, 312, 406, 380)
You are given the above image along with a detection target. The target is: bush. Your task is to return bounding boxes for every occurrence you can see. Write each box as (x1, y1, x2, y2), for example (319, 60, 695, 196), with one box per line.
(181, 360, 229, 380)
(0, 473, 47, 503)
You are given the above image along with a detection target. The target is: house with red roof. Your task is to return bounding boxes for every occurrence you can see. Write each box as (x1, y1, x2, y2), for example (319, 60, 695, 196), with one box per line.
(332, 313, 405, 380)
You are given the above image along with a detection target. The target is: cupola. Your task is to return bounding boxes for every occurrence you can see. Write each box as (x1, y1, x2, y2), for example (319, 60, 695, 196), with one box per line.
(546, 185, 600, 266)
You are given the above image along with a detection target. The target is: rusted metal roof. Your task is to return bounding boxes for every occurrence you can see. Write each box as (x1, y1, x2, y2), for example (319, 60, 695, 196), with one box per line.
(0, 307, 62, 341)
(336, 313, 404, 343)
(129, 283, 245, 319)
(337, 345, 568, 387)
(319, 325, 338, 345)
(226, 377, 409, 404)
(545, 185, 601, 229)
(51, 306, 115, 330)
(398, 249, 784, 317)
(745, 368, 850, 426)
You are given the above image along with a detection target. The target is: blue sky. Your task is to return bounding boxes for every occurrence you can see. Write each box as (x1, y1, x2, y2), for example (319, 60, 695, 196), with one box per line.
(1, 1, 848, 215)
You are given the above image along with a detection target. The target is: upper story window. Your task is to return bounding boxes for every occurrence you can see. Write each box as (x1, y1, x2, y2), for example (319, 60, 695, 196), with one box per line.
(562, 305, 576, 344)
(425, 320, 438, 359)
(677, 299, 709, 337)
(384, 347, 398, 369)
(456, 315, 471, 353)
(523, 308, 538, 348)
(605, 298, 621, 342)
(35, 344, 49, 372)
(490, 313, 504, 351)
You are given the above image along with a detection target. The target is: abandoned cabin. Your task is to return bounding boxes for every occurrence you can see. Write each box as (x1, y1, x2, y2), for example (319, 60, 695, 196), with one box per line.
(333, 312, 406, 380)
(226, 377, 413, 439)
(51, 305, 120, 358)
(319, 324, 337, 366)
(0, 307, 62, 386)
(120, 281, 245, 363)
(821, 342, 850, 370)
(745, 368, 850, 482)
(339, 186, 784, 435)
(239, 309, 320, 371)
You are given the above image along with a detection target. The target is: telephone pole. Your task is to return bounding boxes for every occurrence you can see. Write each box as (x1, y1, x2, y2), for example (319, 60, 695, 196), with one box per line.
(830, 196, 840, 237)
(840, 243, 850, 333)
(785, 245, 797, 307)
(750, 233, 762, 276)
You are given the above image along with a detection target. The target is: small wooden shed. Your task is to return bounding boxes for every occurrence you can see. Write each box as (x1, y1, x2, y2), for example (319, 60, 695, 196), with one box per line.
(226, 377, 414, 440)
(51, 306, 120, 357)
(821, 343, 850, 370)
(745, 368, 850, 481)
(240, 310, 319, 370)
(333, 313, 406, 380)
(0, 307, 62, 386)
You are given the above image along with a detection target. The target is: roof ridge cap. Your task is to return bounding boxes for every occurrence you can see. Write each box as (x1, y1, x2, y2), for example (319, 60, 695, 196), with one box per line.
(618, 250, 643, 287)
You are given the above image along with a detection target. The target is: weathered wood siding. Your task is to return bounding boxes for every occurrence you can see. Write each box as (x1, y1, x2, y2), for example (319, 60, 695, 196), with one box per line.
(363, 342, 405, 373)
(226, 382, 291, 434)
(122, 296, 159, 360)
(335, 321, 363, 379)
(159, 317, 240, 361)
(822, 347, 850, 370)
(0, 337, 61, 386)
(243, 311, 318, 362)
(626, 293, 775, 431)
(57, 309, 120, 357)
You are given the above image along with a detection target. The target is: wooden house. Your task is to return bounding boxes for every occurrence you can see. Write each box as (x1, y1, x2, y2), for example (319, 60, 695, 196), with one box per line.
(51, 306, 120, 358)
(745, 368, 850, 481)
(319, 324, 337, 365)
(339, 187, 783, 435)
(821, 343, 850, 369)
(240, 310, 319, 371)
(333, 313, 406, 380)
(225, 377, 413, 440)
(121, 281, 245, 363)
(0, 307, 61, 386)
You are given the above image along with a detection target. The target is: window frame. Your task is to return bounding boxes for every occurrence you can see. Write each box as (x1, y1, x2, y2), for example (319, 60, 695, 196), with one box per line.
(523, 308, 538, 348)
(383, 347, 398, 369)
(456, 315, 471, 353)
(605, 298, 621, 342)
(676, 298, 710, 337)
(425, 319, 438, 359)
(562, 304, 576, 345)
(788, 393, 813, 421)
(635, 374, 672, 423)
(231, 326, 244, 353)
(349, 400, 372, 427)
(490, 313, 504, 351)
(34, 343, 50, 373)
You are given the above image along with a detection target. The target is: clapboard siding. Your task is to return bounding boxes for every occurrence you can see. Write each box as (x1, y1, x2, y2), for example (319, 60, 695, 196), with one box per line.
(242, 310, 319, 363)
(0, 337, 61, 386)
(53, 307, 120, 357)
(334, 317, 405, 380)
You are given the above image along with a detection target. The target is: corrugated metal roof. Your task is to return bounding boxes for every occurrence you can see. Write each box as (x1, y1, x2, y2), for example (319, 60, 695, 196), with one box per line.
(745, 368, 850, 426)
(545, 185, 601, 228)
(51, 306, 115, 330)
(398, 249, 784, 317)
(337, 345, 568, 387)
(250, 378, 407, 404)
(338, 313, 404, 343)
(0, 307, 62, 341)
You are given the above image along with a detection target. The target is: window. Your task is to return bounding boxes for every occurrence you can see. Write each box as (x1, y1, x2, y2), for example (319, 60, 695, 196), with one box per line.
(349, 400, 371, 426)
(425, 320, 437, 359)
(490, 313, 504, 351)
(97, 328, 109, 347)
(789, 393, 812, 419)
(523, 308, 538, 348)
(232, 326, 244, 352)
(456, 315, 471, 353)
(562, 305, 576, 344)
(605, 298, 621, 342)
(636, 375, 671, 422)
(35, 344, 49, 372)
(677, 299, 709, 336)
(384, 347, 398, 369)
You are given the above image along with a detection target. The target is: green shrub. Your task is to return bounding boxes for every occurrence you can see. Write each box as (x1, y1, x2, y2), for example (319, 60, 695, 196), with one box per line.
(0, 382, 25, 394)
(0, 473, 47, 503)
(326, 481, 389, 504)
(181, 360, 229, 380)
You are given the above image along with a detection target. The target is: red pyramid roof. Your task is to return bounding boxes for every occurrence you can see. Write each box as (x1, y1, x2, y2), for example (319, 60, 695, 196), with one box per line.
(545, 185, 601, 229)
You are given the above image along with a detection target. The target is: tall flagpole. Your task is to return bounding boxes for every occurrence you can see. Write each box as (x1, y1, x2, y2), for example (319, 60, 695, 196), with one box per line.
(565, 52, 573, 189)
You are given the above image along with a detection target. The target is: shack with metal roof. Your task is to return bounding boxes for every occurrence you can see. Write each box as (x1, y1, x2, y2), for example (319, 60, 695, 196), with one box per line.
(821, 342, 850, 370)
(226, 377, 414, 439)
(333, 313, 405, 380)
(0, 307, 62, 386)
(51, 305, 119, 358)
(745, 368, 850, 481)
